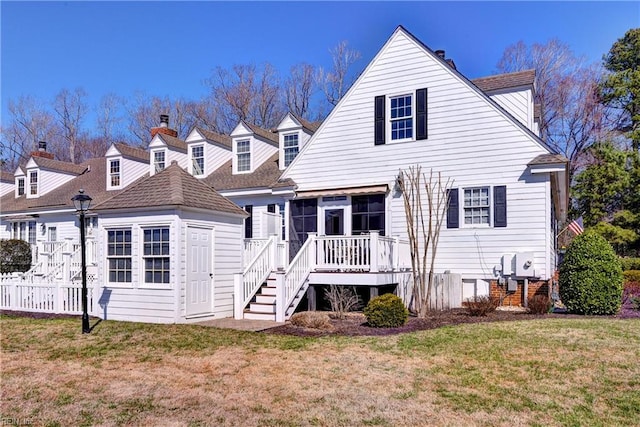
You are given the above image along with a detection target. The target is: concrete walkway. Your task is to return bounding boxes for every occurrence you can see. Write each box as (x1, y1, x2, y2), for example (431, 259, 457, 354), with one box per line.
(196, 318, 284, 331)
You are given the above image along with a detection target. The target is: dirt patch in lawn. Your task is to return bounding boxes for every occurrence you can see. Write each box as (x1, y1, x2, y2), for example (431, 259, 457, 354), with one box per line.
(264, 309, 586, 337)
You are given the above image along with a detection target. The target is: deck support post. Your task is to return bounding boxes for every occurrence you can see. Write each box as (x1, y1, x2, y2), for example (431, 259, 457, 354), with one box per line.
(307, 285, 316, 311)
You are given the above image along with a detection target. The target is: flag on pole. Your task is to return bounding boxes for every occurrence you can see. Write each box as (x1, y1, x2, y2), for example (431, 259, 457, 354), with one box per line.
(567, 216, 584, 235)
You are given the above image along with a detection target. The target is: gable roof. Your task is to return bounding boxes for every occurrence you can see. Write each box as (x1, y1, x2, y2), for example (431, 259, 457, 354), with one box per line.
(29, 156, 87, 175)
(203, 153, 294, 191)
(471, 69, 536, 93)
(94, 161, 246, 216)
(527, 153, 567, 166)
(113, 143, 150, 162)
(0, 157, 136, 214)
(195, 127, 233, 149)
(243, 122, 279, 145)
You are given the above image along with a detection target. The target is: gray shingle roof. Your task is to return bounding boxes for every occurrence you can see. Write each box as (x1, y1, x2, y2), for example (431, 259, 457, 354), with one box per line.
(0, 157, 137, 214)
(195, 127, 232, 150)
(291, 113, 321, 133)
(94, 161, 246, 216)
(471, 69, 536, 93)
(244, 122, 279, 145)
(203, 153, 295, 191)
(30, 156, 87, 175)
(158, 133, 188, 153)
(114, 143, 150, 162)
(1, 170, 13, 183)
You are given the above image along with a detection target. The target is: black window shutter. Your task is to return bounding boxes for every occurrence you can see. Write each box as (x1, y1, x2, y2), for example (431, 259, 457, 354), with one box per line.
(374, 95, 385, 145)
(416, 88, 428, 140)
(447, 188, 459, 229)
(244, 205, 253, 238)
(494, 186, 507, 227)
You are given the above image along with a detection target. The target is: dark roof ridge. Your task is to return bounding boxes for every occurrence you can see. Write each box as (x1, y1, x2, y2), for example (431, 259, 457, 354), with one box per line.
(243, 121, 279, 145)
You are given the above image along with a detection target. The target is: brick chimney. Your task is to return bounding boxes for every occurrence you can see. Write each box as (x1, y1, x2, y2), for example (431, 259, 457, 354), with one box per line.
(30, 141, 55, 160)
(151, 114, 178, 138)
(434, 49, 456, 70)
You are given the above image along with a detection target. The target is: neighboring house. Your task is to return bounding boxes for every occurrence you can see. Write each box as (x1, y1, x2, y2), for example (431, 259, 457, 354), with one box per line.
(0, 25, 568, 323)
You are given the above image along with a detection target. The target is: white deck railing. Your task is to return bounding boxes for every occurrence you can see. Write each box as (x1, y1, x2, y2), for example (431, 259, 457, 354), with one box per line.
(0, 274, 95, 314)
(243, 239, 270, 266)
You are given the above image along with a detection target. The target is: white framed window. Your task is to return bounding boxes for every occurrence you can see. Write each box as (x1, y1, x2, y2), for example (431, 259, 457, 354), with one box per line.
(143, 227, 170, 284)
(283, 133, 299, 167)
(389, 94, 413, 141)
(28, 221, 36, 244)
(107, 228, 132, 283)
(16, 178, 25, 196)
(109, 159, 121, 188)
(191, 145, 205, 176)
(464, 187, 490, 225)
(48, 227, 57, 242)
(236, 140, 251, 173)
(154, 151, 166, 173)
(29, 171, 38, 195)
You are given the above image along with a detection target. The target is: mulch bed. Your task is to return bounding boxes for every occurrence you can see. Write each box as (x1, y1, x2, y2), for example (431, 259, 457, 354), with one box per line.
(263, 309, 590, 337)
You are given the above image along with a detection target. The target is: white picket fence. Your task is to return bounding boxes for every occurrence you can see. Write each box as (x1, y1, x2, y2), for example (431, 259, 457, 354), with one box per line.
(0, 273, 96, 315)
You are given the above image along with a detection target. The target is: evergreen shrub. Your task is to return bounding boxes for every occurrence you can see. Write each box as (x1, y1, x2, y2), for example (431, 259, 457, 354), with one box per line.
(0, 239, 32, 274)
(363, 294, 408, 328)
(559, 232, 623, 315)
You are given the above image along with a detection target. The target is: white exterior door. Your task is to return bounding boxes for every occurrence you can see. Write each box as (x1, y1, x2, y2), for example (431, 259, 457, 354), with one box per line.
(186, 227, 213, 316)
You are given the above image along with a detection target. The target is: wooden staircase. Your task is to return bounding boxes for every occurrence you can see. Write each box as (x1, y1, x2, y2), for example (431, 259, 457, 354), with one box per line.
(243, 271, 308, 321)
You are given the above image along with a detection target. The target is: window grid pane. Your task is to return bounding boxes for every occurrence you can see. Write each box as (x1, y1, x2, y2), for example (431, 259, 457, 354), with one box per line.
(390, 95, 413, 140)
(464, 187, 490, 225)
(17, 178, 25, 195)
(284, 134, 299, 167)
(29, 172, 38, 195)
(192, 146, 204, 175)
(143, 227, 170, 284)
(107, 229, 132, 282)
(110, 160, 121, 186)
(154, 151, 165, 172)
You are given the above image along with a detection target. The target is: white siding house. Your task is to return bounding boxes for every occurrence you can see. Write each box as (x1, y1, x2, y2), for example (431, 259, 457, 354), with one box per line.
(282, 26, 567, 298)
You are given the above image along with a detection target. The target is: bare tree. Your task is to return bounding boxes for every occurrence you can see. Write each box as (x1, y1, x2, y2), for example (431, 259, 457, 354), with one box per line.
(96, 93, 126, 142)
(397, 166, 452, 317)
(317, 41, 361, 106)
(496, 40, 607, 179)
(285, 63, 316, 118)
(54, 87, 88, 163)
(1, 96, 58, 168)
(208, 63, 284, 132)
(183, 98, 221, 133)
(126, 94, 192, 146)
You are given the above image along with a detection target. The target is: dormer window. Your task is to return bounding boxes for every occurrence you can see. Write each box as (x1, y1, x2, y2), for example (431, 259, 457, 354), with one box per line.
(109, 159, 121, 188)
(283, 133, 299, 167)
(191, 145, 204, 176)
(29, 171, 38, 195)
(236, 140, 251, 173)
(154, 151, 166, 173)
(17, 177, 25, 196)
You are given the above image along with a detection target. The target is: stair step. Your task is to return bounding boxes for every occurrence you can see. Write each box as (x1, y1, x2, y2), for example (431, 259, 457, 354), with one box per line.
(249, 302, 276, 313)
(256, 294, 276, 304)
(244, 311, 277, 321)
(260, 286, 277, 296)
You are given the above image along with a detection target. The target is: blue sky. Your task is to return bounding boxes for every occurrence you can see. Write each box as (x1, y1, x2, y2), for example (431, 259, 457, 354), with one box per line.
(1, 1, 638, 130)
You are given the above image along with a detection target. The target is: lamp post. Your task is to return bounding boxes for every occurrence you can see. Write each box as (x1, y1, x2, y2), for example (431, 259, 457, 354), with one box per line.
(71, 189, 92, 334)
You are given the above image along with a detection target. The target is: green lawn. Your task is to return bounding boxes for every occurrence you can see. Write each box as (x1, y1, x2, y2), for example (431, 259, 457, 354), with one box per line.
(1, 314, 639, 426)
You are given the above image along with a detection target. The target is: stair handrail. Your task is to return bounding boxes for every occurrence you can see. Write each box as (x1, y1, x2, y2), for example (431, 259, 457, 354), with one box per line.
(282, 234, 316, 313)
(239, 235, 277, 309)
(20, 241, 68, 283)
